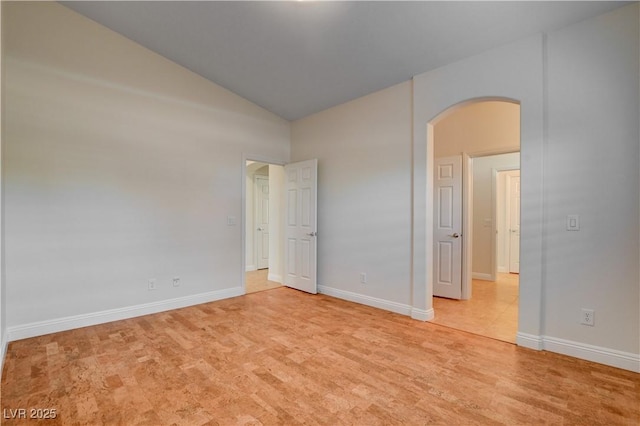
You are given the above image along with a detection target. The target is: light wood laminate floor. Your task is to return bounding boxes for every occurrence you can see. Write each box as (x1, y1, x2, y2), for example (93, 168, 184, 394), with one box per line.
(246, 269, 283, 294)
(2, 287, 638, 425)
(432, 273, 519, 344)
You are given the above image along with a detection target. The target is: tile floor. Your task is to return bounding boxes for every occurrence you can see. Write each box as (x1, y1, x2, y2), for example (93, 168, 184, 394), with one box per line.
(245, 269, 283, 294)
(431, 273, 519, 343)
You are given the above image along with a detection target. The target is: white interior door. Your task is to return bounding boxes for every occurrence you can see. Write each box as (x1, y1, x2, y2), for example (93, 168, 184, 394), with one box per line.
(434, 156, 462, 299)
(507, 172, 520, 273)
(255, 175, 269, 270)
(284, 159, 318, 294)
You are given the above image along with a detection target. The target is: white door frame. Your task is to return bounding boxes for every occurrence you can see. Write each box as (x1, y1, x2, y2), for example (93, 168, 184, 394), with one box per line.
(494, 166, 520, 276)
(254, 174, 269, 270)
(462, 152, 472, 299)
(241, 154, 285, 294)
(415, 87, 543, 348)
(460, 149, 520, 299)
(506, 171, 521, 274)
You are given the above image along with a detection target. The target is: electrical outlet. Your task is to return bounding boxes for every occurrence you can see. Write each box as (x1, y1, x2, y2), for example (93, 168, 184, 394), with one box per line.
(360, 273, 367, 284)
(581, 308, 595, 326)
(148, 279, 157, 291)
(173, 277, 181, 287)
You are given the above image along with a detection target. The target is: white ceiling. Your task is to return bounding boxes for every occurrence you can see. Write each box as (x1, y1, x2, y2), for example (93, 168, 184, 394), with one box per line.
(61, 1, 629, 121)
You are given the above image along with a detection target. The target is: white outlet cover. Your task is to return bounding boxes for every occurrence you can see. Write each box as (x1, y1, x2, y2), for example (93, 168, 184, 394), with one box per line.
(581, 308, 594, 326)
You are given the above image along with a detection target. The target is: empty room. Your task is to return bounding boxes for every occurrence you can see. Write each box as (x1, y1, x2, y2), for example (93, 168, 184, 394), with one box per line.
(1, 1, 639, 425)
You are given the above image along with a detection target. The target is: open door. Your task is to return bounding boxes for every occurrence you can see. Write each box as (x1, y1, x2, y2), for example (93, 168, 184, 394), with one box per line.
(255, 175, 270, 269)
(434, 155, 462, 299)
(507, 172, 520, 273)
(284, 159, 318, 294)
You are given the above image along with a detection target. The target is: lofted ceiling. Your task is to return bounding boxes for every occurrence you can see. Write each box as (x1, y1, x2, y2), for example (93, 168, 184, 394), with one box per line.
(61, 1, 630, 121)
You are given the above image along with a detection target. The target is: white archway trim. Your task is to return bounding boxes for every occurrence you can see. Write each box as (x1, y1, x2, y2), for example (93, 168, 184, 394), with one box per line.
(410, 35, 545, 348)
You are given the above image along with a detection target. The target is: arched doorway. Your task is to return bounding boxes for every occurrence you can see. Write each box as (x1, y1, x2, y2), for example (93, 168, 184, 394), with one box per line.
(429, 100, 521, 342)
(430, 99, 520, 343)
(410, 40, 545, 351)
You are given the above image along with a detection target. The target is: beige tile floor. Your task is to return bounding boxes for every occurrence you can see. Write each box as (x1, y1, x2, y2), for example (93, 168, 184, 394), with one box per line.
(431, 273, 519, 343)
(245, 268, 283, 294)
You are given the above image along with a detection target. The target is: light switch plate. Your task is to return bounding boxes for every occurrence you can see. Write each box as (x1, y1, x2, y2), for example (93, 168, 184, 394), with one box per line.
(567, 214, 580, 231)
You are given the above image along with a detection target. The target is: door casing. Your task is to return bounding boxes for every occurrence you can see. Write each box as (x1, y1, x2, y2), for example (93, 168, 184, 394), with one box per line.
(255, 174, 270, 270)
(495, 167, 520, 275)
(242, 155, 285, 293)
(461, 150, 520, 299)
(241, 155, 318, 295)
(506, 171, 521, 273)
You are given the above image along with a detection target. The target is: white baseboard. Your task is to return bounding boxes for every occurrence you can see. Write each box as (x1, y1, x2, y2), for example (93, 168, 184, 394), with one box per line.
(267, 272, 282, 284)
(497, 266, 508, 273)
(316, 286, 434, 322)
(411, 308, 435, 321)
(472, 272, 494, 281)
(516, 332, 544, 350)
(543, 336, 639, 373)
(516, 332, 639, 373)
(7, 287, 244, 342)
(245, 265, 257, 272)
(318, 285, 412, 316)
(0, 333, 7, 376)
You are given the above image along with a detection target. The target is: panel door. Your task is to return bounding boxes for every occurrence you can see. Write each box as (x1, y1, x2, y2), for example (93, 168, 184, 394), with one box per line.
(434, 156, 462, 299)
(284, 159, 318, 294)
(508, 173, 520, 273)
(256, 175, 269, 270)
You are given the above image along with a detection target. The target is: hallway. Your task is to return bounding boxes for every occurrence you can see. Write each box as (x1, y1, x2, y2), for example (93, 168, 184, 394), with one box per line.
(432, 273, 519, 343)
(246, 269, 282, 294)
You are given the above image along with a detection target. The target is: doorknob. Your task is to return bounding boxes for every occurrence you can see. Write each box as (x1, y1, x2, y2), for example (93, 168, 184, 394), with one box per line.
(257, 227, 264, 231)
(307, 231, 317, 237)
(449, 233, 460, 238)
